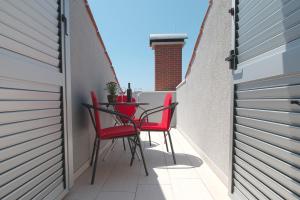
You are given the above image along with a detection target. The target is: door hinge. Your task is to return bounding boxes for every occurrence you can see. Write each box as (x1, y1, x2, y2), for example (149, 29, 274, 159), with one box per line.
(228, 8, 234, 16)
(225, 50, 237, 70)
(61, 14, 68, 36)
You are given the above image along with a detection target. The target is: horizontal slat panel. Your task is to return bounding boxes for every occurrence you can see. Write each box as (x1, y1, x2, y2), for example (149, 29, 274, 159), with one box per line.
(43, 183, 64, 200)
(0, 1, 64, 199)
(236, 99, 300, 112)
(238, 0, 252, 12)
(2, 163, 62, 200)
(0, 22, 59, 58)
(0, 101, 61, 112)
(232, 186, 249, 200)
(0, 139, 62, 174)
(0, 1, 59, 42)
(0, 88, 60, 100)
(0, 132, 62, 161)
(0, 78, 60, 93)
(238, 22, 300, 63)
(0, 49, 64, 86)
(234, 172, 269, 200)
(0, 109, 61, 125)
(0, 147, 62, 186)
(33, 177, 64, 200)
(239, 1, 300, 44)
(0, 11, 59, 50)
(235, 124, 300, 154)
(235, 132, 300, 167)
(238, 0, 260, 19)
(235, 156, 299, 200)
(239, 0, 273, 28)
(18, 172, 63, 200)
(236, 84, 300, 99)
(8, 0, 59, 35)
(234, 164, 284, 200)
(236, 74, 300, 91)
(45, 0, 59, 10)
(0, 116, 61, 137)
(233, 179, 258, 200)
(236, 108, 300, 126)
(236, 116, 300, 140)
(0, 156, 62, 199)
(0, 34, 59, 67)
(235, 141, 300, 182)
(235, 147, 300, 196)
(0, 124, 61, 149)
(238, 5, 300, 55)
(26, 0, 59, 24)
(36, 0, 60, 20)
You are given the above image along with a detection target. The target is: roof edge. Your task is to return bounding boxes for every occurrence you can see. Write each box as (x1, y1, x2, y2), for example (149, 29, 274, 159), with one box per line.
(185, 0, 213, 78)
(83, 0, 120, 87)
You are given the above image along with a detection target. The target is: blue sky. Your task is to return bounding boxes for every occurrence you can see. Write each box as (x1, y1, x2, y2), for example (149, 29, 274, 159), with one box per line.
(88, 0, 208, 91)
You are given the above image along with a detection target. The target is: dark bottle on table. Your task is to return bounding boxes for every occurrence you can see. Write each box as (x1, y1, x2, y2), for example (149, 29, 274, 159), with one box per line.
(127, 83, 132, 102)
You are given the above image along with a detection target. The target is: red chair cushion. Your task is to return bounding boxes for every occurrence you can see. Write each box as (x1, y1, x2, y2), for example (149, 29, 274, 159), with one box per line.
(134, 93, 173, 131)
(101, 125, 137, 139)
(139, 122, 165, 131)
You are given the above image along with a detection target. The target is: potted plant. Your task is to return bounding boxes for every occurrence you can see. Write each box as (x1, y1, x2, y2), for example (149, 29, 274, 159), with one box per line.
(105, 81, 118, 103)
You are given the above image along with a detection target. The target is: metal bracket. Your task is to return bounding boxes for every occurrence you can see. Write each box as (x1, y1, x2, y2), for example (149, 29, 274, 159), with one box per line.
(291, 100, 300, 106)
(225, 50, 237, 70)
(61, 14, 68, 36)
(229, 8, 235, 16)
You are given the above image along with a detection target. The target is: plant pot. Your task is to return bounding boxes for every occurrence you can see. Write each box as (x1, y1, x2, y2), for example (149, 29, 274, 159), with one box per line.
(107, 95, 117, 103)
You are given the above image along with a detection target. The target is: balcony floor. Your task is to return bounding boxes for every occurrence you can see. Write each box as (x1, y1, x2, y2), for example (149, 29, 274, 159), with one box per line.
(64, 129, 229, 200)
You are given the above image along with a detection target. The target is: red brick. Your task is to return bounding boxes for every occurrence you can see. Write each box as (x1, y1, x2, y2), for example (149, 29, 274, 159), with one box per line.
(153, 44, 183, 91)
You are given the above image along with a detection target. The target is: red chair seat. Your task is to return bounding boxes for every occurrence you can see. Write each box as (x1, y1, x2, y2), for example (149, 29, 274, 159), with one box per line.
(139, 122, 166, 131)
(101, 125, 136, 139)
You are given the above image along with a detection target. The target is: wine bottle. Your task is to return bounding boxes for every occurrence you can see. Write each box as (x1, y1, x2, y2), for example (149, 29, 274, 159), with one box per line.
(127, 82, 132, 102)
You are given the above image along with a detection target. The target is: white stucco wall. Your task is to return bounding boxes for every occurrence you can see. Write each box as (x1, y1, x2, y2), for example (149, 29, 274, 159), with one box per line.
(69, 0, 118, 173)
(176, 0, 232, 186)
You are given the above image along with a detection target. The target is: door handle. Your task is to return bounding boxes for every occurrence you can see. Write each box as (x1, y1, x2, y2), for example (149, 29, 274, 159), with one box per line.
(290, 100, 300, 106)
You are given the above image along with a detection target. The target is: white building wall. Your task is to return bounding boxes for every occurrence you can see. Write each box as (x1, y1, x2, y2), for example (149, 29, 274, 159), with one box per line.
(69, 0, 117, 174)
(176, 0, 232, 186)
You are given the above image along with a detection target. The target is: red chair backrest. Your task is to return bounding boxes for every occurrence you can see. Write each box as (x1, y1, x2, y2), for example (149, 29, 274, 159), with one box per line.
(91, 91, 102, 137)
(114, 96, 137, 123)
(160, 93, 173, 129)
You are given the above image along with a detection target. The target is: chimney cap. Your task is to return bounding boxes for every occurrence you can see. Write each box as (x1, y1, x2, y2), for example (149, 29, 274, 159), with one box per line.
(150, 33, 187, 47)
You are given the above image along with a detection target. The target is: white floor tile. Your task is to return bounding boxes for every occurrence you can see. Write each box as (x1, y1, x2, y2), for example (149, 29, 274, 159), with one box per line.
(135, 184, 174, 200)
(96, 191, 135, 200)
(172, 179, 214, 200)
(65, 129, 229, 200)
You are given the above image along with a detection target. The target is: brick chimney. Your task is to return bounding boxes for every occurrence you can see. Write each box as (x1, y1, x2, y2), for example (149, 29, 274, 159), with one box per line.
(150, 34, 187, 91)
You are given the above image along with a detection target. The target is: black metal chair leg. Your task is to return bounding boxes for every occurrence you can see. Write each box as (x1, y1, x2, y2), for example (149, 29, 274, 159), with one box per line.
(137, 135, 148, 176)
(167, 131, 176, 164)
(122, 138, 126, 151)
(148, 131, 151, 146)
(128, 137, 136, 163)
(164, 132, 169, 152)
(127, 137, 133, 154)
(91, 139, 100, 184)
(90, 136, 97, 166)
(130, 137, 138, 166)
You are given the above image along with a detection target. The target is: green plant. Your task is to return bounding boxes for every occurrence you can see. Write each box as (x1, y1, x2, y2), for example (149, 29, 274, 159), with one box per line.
(105, 81, 118, 96)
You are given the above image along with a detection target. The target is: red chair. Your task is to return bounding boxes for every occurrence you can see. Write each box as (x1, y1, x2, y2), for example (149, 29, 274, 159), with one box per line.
(83, 92, 148, 184)
(115, 96, 153, 145)
(135, 93, 178, 164)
